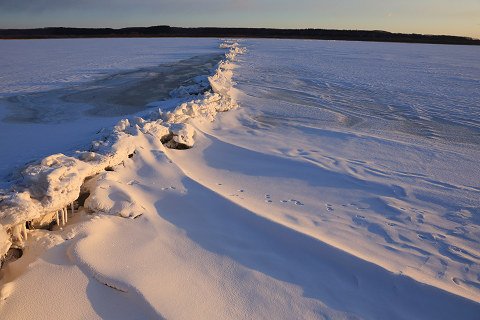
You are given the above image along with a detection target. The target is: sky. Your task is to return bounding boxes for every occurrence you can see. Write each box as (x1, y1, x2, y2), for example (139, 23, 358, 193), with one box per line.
(0, 0, 479, 39)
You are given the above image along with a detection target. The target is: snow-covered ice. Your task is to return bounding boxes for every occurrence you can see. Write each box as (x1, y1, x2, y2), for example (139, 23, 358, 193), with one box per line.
(0, 38, 479, 319)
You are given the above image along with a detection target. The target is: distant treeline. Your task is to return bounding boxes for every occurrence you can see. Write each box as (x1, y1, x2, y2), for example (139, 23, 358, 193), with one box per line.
(0, 26, 478, 45)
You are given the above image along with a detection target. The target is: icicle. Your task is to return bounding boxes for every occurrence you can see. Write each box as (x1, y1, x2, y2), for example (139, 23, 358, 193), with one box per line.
(70, 202, 74, 215)
(64, 207, 68, 224)
(61, 208, 66, 226)
(56, 210, 60, 226)
(22, 223, 27, 241)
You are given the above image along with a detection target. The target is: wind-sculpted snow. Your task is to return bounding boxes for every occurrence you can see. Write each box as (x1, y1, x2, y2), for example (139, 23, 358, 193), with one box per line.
(0, 40, 245, 259)
(224, 39, 480, 303)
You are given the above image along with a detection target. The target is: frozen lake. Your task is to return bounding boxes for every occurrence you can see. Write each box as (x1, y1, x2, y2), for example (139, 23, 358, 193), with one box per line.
(0, 38, 222, 97)
(0, 38, 222, 180)
(1, 38, 479, 319)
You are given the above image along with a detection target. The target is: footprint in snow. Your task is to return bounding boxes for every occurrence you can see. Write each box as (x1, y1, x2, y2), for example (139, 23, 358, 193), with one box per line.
(276, 199, 305, 206)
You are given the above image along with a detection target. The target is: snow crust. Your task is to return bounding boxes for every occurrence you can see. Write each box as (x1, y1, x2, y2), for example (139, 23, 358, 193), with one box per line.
(0, 40, 245, 258)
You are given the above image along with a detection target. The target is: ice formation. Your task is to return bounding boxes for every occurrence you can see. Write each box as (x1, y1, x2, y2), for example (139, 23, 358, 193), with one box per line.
(0, 40, 246, 262)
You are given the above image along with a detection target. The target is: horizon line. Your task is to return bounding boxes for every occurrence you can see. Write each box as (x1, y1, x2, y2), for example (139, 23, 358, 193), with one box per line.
(0, 25, 478, 41)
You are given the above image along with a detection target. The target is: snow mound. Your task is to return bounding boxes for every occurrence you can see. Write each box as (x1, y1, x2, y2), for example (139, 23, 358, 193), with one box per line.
(0, 228, 11, 263)
(84, 172, 145, 219)
(23, 154, 89, 210)
(0, 40, 246, 260)
(165, 123, 196, 149)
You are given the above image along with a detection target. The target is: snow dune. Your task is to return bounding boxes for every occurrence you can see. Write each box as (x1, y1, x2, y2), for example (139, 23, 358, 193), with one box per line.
(0, 39, 479, 319)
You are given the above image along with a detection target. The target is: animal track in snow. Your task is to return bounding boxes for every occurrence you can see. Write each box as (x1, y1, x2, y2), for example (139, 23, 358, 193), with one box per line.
(290, 199, 304, 206)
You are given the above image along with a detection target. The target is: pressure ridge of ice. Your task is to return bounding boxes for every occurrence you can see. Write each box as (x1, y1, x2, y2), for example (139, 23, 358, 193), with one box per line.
(0, 40, 246, 259)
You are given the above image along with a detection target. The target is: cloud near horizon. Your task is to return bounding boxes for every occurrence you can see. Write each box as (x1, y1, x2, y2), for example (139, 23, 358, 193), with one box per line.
(0, 0, 256, 13)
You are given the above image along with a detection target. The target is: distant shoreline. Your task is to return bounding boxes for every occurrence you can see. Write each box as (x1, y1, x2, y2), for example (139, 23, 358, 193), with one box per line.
(1, 26, 479, 46)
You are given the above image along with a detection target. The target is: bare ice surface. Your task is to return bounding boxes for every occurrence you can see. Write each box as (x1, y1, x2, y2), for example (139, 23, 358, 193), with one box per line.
(0, 38, 221, 97)
(2, 53, 222, 122)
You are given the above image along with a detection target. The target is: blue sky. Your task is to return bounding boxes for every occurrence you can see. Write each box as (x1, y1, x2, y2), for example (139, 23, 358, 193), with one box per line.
(0, 0, 479, 38)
